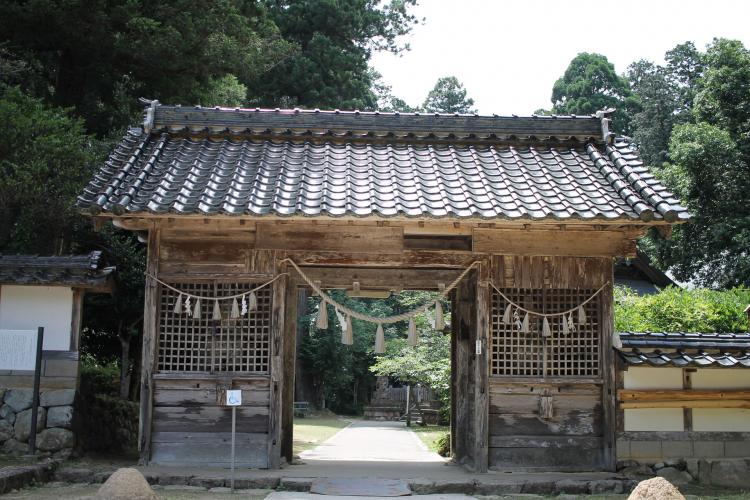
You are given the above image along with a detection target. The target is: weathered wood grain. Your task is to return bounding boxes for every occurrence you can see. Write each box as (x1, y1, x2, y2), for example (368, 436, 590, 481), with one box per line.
(256, 224, 404, 253)
(489, 410, 602, 436)
(152, 406, 268, 433)
(489, 446, 603, 470)
(473, 228, 636, 257)
(473, 260, 490, 472)
(151, 431, 268, 468)
(139, 226, 159, 465)
(267, 269, 287, 468)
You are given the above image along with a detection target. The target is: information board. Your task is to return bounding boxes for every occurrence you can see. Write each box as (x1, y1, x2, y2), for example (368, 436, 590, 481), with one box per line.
(0, 330, 38, 370)
(226, 389, 242, 406)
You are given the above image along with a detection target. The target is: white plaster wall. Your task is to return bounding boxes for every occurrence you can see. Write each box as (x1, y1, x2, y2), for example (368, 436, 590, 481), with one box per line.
(624, 367, 683, 389)
(693, 409, 750, 431)
(623, 367, 684, 431)
(692, 369, 750, 389)
(624, 408, 685, 431)
(0, 285, 73, 351)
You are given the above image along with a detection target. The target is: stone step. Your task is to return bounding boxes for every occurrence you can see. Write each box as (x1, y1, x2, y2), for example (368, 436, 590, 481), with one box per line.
(310, 477, 411, 496)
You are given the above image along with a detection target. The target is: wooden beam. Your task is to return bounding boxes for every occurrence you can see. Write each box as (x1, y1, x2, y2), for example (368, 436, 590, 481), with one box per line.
(139, 225, 160, 465)
(473, 260, 490, 473)
(297, 267, 463, 291)
(256, 223, 404, 253)
(267, 264, 287, 468)
(286, 250, 478, 268)
(472, 228, 637, 257)
(619, 390, 750, 401)
(621, 400, 750, 409)
(69, 288, 84, 352)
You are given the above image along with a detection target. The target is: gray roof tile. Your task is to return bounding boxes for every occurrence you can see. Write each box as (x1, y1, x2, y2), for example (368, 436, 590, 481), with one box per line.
(77, 104, 691, 221)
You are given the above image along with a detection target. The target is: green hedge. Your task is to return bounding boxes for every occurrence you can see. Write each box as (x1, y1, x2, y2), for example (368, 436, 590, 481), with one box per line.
(615, 286, 750, 333)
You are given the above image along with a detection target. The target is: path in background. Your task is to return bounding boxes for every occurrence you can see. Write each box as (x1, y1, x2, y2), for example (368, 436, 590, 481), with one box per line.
(299, 420, 445, 462)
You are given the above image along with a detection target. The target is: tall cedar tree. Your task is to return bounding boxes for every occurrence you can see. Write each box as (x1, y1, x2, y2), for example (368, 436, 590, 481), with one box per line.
(422, 76, 476, 114)
(259, 0, 418, 109)
(551, 52, 637, 134)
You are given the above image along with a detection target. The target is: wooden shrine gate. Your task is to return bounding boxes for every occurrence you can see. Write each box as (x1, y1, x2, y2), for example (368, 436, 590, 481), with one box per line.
(76, 103, 688, 471)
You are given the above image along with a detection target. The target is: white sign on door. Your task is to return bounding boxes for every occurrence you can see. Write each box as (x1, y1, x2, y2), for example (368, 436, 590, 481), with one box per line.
(0, 330, 38, 370)
(226, 389, 242, 406)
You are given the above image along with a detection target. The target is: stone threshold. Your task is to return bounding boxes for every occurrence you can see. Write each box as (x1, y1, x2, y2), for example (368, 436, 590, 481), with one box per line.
(54, 466, 636, 496)
(0, 459, 61, 494)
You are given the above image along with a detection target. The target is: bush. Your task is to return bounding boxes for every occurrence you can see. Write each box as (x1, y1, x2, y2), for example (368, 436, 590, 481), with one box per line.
(615, 286, 750, 333)
(435, 432, 450, 457)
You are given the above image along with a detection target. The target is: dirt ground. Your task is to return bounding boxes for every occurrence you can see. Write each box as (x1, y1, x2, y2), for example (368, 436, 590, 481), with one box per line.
(2, 482, 272, 499)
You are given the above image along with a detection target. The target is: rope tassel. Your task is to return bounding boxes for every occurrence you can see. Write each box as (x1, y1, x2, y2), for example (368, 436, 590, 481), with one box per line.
(408, 317, 418, 346)
(248, 292, 257, 312)
(241, 294, 248, 316)
(343, 315, 353, 345)
(230, 297, 240, 319)
(578, 306, 587, 325)
(193, 298, 201, 319)
(568, 312, 576, 332)
(212, 300, 222, 321)
(315, 300, 329, 329)
(375, 324, 385, 354)
(542, 317, 551, 337)
(174, 294, 183, 314)
(434, 301, 445, 330)
(521, 312, 530, 333)
(502, 304, 512, 324)
(561, 315, 569, 335)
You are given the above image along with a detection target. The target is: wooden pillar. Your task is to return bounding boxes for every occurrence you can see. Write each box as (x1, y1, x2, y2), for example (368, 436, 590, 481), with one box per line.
(449, 290, 457, 458)
(267, 259, 287, 468)
(600, 272, 617, 471)
(473, 261, 490, 472)
(453, 273, 474, 466)
(138, 225, 160, 465)
(69, 288, 83, 352)
(281, 280, 299, 463)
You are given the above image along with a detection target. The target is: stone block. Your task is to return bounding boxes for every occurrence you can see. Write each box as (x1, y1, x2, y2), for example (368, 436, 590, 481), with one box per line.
(0, 404, 15, 424)
(662, 440, 693, 459)
(589, 479, 626, 494)
(0, 419, 14, 441)
(555, 479, 590, 494)
(14, 407, 46, 441)
(685, 458, 700, 479)
(187, 476, 226, 488)
(40, 389, 75, 407)
(36, 427, 74, 451)
(232, 477, 280, 490)
(46, 405, 74, 429)
(4, 389, 32, 412)
(694, 440, 724, 458)
(0, 389, 5, 401)
(629, 440, 662, 459)
(657, 466, 693, 486)
(724, 441, 750, 458)
(279, 477, 312, 491)
(709, 459, 750, 489)
(2, 438, 29, 455)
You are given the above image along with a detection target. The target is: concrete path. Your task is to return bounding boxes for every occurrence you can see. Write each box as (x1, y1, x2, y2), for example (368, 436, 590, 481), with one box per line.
(299, 420, 445, 463)
(266, 494, 475, 500)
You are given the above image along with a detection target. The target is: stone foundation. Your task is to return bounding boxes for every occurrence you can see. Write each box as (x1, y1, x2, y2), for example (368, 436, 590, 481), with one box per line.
(0, 387, 75, 457)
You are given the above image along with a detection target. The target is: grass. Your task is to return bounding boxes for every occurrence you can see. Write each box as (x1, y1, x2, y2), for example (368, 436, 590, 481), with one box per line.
(409, 424, 449, 453)
(292, 413, 355, 456)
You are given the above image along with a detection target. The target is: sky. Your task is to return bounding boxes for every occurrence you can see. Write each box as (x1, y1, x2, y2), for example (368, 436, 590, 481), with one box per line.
(370, 0, 750, 116)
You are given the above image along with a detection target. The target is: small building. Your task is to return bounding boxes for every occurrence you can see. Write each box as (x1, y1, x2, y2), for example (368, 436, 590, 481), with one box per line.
(614, 249, 675, 295)
(0, 252, 114, 455)
(616, 331, 750, 462)
(76, 102, 689, 471)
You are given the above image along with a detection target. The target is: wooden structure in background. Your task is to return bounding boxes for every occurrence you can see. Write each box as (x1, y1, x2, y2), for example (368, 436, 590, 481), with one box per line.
(77, 103, 687, 471)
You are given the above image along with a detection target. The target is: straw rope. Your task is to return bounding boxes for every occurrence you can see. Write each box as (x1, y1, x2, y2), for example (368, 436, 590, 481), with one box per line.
(280, 257, 481, 325)
(489, 281, 609, 317)
(145, 272, 288, 300)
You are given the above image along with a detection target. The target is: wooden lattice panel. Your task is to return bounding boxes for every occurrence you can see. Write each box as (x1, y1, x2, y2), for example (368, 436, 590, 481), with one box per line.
(491, 288, 601, 378)
(158, 281, 271, 373)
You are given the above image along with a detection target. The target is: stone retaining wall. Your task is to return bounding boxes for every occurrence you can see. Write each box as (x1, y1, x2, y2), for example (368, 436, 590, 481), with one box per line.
(0, 388, 75, 457)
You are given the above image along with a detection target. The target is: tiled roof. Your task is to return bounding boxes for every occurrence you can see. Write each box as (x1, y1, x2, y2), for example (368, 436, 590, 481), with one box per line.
(77, 103, 690, 222)
(617, 332, 750, 368)
(0, 252, 115, 289)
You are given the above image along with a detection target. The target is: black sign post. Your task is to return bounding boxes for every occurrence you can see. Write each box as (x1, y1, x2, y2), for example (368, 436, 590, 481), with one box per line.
(28, 326, 44, 454)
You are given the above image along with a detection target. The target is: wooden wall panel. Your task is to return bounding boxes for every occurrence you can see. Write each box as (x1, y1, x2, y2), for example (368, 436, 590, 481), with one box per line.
(473, 228, 636, 257)
(488, 380, 604, 470)
(491, 256, 611, 290)
(151, 432, 267, 468)
(256, 224, 404, 253)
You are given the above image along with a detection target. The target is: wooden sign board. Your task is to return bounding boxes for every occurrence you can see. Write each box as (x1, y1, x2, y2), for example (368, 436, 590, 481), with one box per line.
(0, 330, 38, 370)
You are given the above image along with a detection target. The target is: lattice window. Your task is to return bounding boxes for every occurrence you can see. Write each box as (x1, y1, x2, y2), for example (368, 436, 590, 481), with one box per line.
(491, 288, 601, 378)
(158, 281, 272, 373)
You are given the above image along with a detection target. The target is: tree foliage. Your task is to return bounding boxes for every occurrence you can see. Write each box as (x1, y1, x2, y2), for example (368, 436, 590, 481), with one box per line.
(259, 0, 418, 110)
(422, 76, 475, 114)
(551, 52, 636, 133)
(615, 286, 750, 333)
